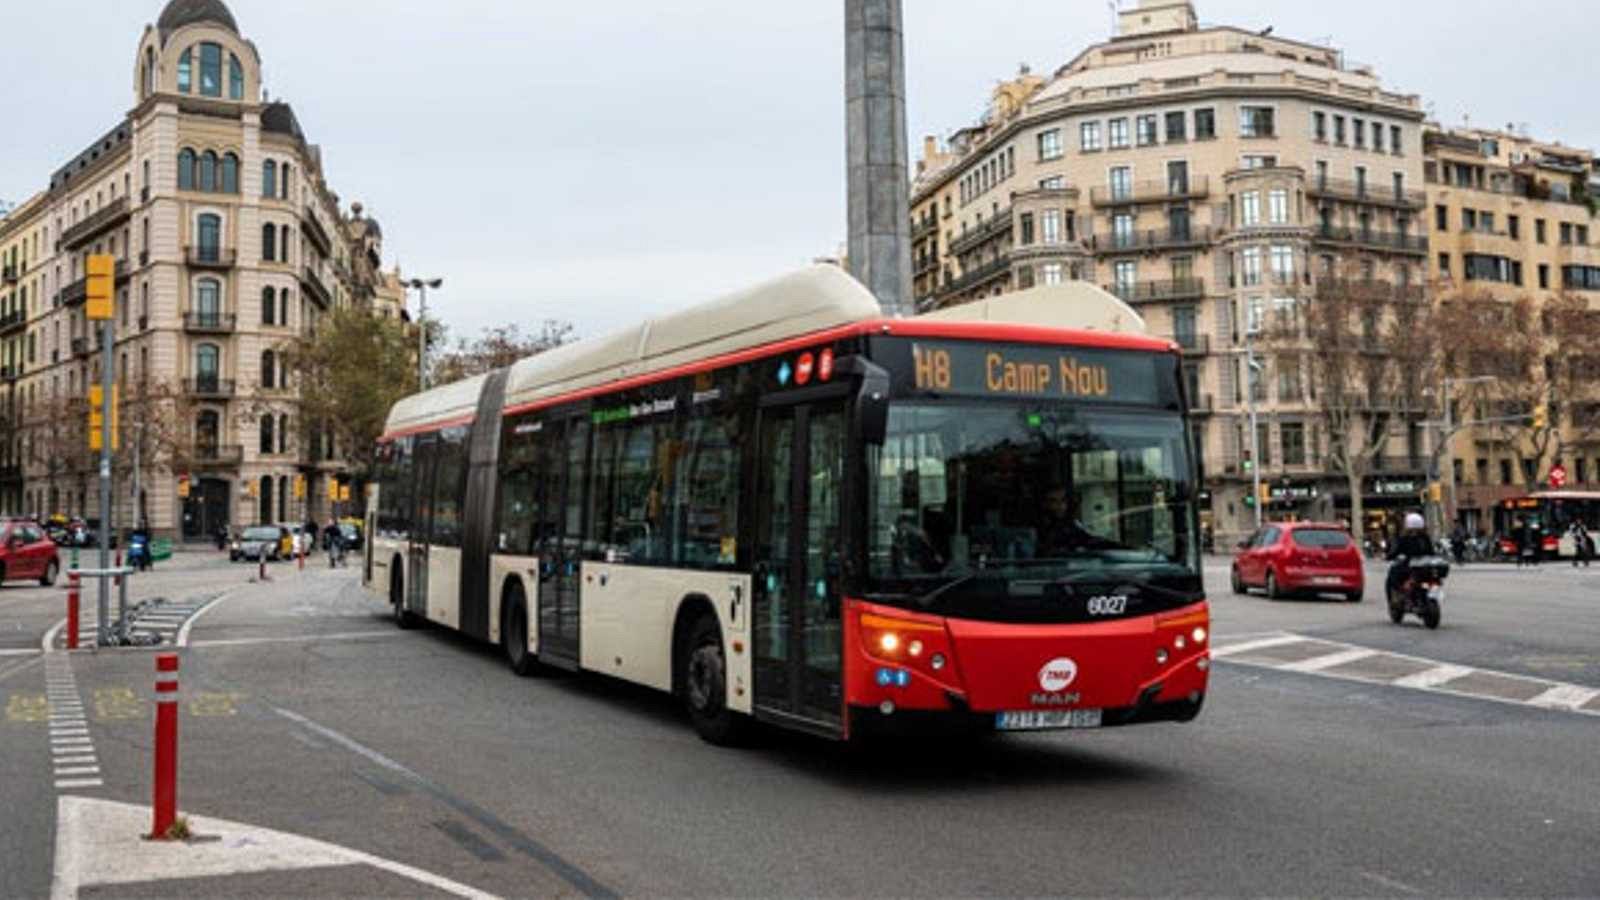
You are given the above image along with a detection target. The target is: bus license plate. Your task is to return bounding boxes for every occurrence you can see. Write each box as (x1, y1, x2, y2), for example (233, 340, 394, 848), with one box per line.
(995, 709, 1103, 731)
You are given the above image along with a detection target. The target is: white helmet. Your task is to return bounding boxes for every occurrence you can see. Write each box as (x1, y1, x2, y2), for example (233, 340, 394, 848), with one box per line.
(1404, 512, 1426, 531)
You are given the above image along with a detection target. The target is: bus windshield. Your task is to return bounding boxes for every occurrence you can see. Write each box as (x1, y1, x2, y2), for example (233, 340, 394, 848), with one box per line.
(865, 401, 1200, 622)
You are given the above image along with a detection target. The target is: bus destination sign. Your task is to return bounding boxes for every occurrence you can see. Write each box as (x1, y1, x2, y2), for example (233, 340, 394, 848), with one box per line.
(906, 340, 1170, 406)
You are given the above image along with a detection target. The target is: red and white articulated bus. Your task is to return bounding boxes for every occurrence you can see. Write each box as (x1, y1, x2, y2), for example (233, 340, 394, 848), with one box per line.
(363, 266, 1209, 743)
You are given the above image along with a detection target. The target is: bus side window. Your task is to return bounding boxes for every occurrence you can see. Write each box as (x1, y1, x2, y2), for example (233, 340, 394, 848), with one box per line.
(497, 418, 539, 555)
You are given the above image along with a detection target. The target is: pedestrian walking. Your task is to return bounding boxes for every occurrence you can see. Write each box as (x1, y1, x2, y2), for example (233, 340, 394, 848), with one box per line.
(1571, 521, 1592, 568)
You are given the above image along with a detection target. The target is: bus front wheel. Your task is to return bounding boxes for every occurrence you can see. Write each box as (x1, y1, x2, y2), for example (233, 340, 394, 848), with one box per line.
(683, 615, 747, 746)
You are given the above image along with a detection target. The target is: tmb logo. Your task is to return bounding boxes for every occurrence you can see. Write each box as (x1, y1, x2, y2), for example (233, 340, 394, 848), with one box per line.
(1037, 657, 1079, 692)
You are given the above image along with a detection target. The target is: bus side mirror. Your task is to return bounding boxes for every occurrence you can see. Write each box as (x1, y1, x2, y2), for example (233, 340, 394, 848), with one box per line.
(834, 355, 890, 445)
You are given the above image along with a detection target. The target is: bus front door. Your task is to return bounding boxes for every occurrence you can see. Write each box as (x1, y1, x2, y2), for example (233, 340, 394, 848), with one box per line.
(406, 433, 439, 620)
(752, 397, 847, 731)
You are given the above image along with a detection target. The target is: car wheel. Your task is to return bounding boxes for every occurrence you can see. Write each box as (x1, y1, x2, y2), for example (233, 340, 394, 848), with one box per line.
(683, 614, 747, 746)
(1345, 589, 1363, 603)
(1265, 570, 1284, 600)
(1230, 566, 1244, 595)
(502, 582, 537, 677)
(40, 559, 58, 588)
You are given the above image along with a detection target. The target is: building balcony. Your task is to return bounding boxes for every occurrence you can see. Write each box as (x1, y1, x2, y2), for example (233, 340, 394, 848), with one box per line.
(1313, 226, 1427, 255)
(1090, 226, 1214, 255)
(1012, 186, 1082, 205)
(0, 464, 21, 485)
(58, 197, 130, 252)
(70, 337, 91, 359)
(1556, 242, 1600, 265)
(1307, 177, 1424, 210)
(1171, 333, 1211, 355)
(939, 255, 1012, 297)
(911, 217, 938, 241)
(913, 255, 939, 277)
(1, 264, 19, 285)
(0, 309, 26, 335)
(1189, 394, 1215, 415)
(301, 206, 333, 258)
(947, 209, 1013, 257)
(186, 246, 237, 270)
(183, 312, 237, 334)
(191, 444, 244, 468)
(300, 265, 332, 309)
(1089, 176, 1210, 207)
(185, 377, 236, 399)
(0, 364, 18, 383)
(1108, 278, 1207, 304)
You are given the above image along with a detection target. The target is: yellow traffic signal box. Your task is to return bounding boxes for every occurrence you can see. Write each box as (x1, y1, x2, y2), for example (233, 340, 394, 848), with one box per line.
(86, 254, 115, 321)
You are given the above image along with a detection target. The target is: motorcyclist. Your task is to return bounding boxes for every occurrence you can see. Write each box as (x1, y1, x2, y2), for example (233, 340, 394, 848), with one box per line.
(1386, 512, 1434, 597)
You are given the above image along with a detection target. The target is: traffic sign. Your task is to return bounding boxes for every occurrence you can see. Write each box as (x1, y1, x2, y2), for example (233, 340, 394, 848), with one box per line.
(1549, 464, 1568, 489)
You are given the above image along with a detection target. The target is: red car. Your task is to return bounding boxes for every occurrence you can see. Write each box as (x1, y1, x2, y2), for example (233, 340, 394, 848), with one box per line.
(0, 518, 62, 587)
(1231, 522, 1363, 602)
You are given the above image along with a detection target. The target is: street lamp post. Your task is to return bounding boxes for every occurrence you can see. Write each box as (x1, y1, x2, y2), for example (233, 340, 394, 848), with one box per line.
(1247, 326, 1263, 529)
(407, 278, 443, 390)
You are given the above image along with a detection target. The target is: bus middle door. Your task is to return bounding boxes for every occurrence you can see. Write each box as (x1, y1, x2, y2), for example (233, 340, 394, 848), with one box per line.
(406, 432, 439, 619)
(751, 392, 848, 733)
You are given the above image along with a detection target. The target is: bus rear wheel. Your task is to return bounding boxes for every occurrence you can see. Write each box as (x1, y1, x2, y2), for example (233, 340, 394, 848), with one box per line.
(391, 566, 416, 630)
(683, 615, 746, 746)
(503, 584, 537, 677)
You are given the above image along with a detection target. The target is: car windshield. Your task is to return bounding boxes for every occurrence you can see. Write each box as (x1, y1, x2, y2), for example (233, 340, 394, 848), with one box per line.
(1292, 528, 1351, 548)
(865, 402, 1200, 622)
(243, 527, 279, 541)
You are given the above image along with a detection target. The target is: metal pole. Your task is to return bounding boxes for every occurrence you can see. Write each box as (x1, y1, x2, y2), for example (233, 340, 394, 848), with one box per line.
(1248, 331, 1262, 529)
(845, 0, 913, 316)
(97, 319, 113, 645)
(417, 283, 428, 391)
(1442, 378, 1456, 530)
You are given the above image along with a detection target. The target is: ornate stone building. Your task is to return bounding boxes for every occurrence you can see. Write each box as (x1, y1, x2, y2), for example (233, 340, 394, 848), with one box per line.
(0, 0, 401, 540)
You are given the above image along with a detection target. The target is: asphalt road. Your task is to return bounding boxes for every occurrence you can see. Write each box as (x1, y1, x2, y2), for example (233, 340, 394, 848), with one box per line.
(2, 554, 1597, 897)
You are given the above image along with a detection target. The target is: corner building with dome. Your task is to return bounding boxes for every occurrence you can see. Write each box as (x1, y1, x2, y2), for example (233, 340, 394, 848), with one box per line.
(0, 0, 411, 541)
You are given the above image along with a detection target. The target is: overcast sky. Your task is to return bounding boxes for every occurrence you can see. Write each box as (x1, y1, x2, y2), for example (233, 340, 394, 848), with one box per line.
(3, 1, 1596, 343)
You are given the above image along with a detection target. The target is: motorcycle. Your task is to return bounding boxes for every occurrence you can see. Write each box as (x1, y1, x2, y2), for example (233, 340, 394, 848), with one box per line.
(1387, 555, 1449, 630)
(127, 532, 152, 572)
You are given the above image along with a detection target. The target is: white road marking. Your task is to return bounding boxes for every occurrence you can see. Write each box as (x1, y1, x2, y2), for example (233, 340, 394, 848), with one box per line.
(54, 779, 103, 790)
(52, 796, 498, 900)
(176, 593, 230, 647)
(1528, 684, 1600, 710)
(49, 729, 90, 738)
(0, 648, 39, 657)
(54, 766, 100, 777)
(1209, 634, 1306, 658)
(53, 755, 97, 766)
(1391, 664, 1474, 689)
(1281, 648, 1379, 673)
(190, 630, 403, 649)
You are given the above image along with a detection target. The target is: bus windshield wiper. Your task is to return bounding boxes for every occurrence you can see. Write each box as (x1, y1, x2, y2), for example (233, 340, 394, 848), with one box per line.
(910, 572, 979, 610)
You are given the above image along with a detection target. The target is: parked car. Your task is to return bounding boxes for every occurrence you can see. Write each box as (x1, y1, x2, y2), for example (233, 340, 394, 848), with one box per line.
(0, 517, 62, 587)
(231, 526, 285, 563)
(1231, 522, 1364, 602)
(338, 523, 362, 552)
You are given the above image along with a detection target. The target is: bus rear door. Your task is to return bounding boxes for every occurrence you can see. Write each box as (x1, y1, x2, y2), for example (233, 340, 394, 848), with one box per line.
(751, 392, 849, 734)
(536, 416, 586, 669)
(406, 433, 438, 620)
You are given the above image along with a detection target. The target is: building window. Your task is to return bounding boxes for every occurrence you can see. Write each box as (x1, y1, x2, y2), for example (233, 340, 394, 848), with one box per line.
(1108, 118, 1129, 149)
(261, 415, 275, 454)
(1165, 110, 1187, 142)
(177, 149, 195, 191)
(1353, 118, 1366, 149)
(1167, 160, 1189, 195)
(1239, 106, 1275, 138)
(1536, 219, 1547, 244)
(262, 224, 276, 262)
(1281, 423, 1306, 465)
(198, 151, 217, 192)
(142, 47, 156, 99)
(229, 53, 244, 101)
(1037, 128, 1062, 161)
(1271, 245, 1295, 283)
(261, 350, 277, 389)
(281, 163, 291, 199)
(1112, 213, 1134, 248)
(279, 414, 289, 454)
(1312, 111, 1327, 141)
(1114, 260, 1136, 292)
(1435, 204, 1448, 232)
(1038, 176, 1063, 190)
(1075, 122, 1099, 153)
(1194, 108, 1216, 140)
(1268, 189, 1288, 224)
(1390, 125, 1402, 155)
(279, 225, 291, 263)
(1240, 191, 1260, 227)
(177, 48, 192, 93)
(1539, 264, 1550, 289)
(196, 214, 221, 262)
(221, 153, 239, 193)
(1041, 263, 1063, 286)
(1373, 122, 1386, 153)
(1109, 166, 1132, 202)
(1438, 253, 1451, 279)
(198, 43, 223, 97)
(1241, 247, 1262, 286)
(195, 277, 221, 322)
(263, 160, 277, 198)
(195, 344, 220, 392)
(1136, 115, 1158, 146)
(262, 287, 276, 325)
(1041, 210, 1061, 245)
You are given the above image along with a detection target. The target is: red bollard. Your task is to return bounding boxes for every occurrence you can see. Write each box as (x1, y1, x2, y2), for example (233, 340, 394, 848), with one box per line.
(150, 653, 180, 839)
(66, 572, 81, 651)
(298, 543, 305, 571)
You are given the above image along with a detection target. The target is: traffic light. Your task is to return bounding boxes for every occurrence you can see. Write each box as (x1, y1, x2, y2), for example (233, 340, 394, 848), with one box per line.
(326, 476, 338, 501)
(1241, 452, 1254, 473)
(85, 254, 114, 321)
(177, 475, 191, 499)
(339, 485, 351, 503)
(1429, 482, 1443, 504)
(1532, 403, 1548, 430)
(88, 385, 121, 451)
(293, 475, 306, 499)
(1257, 483, 1272, 506)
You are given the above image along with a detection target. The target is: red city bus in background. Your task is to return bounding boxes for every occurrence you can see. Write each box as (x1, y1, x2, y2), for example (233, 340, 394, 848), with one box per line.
(1495, 491, 1600, 558)
(365, 266, 1208, 742)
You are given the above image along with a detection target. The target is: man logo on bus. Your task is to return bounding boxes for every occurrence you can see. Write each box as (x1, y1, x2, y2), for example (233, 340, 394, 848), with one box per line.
(1038, 657, 1079, 692)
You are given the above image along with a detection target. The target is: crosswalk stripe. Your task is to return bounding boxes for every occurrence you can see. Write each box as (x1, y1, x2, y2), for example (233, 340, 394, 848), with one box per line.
(54, 778, 103, 789)
(1280, 648, 1379, 673)
(54, 766, 100, 777)
(1210, 634, 1305, 658)
(1391, 664, 1474, 689)
(1528, 684, 1600, 710)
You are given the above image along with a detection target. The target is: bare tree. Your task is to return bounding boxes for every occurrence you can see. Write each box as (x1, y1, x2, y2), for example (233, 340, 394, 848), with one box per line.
(1274, 276, 1439, 545)
(430, 320, 575, 385)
